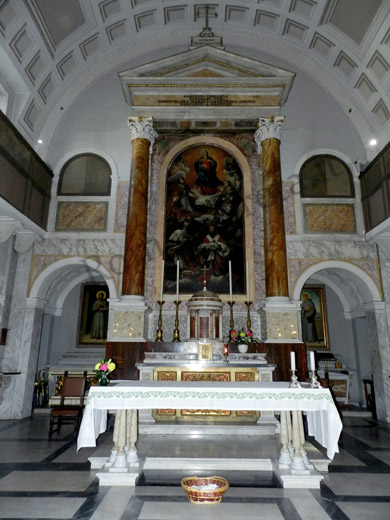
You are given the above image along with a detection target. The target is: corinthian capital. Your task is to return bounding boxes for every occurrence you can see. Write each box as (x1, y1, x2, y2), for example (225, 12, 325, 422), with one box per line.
(128, 116, 157, 144)
(254, 116, 285, 152)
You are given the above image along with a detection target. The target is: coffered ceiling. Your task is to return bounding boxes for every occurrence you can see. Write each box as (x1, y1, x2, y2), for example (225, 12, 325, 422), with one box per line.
(0, 0, 390, 157)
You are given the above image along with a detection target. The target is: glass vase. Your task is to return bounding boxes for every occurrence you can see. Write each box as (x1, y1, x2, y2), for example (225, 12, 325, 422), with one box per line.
(99, 374, 109, 386)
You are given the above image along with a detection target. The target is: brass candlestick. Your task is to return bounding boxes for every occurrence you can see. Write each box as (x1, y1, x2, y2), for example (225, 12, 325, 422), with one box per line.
(244, 300, 252, 330)
(173, 300, 181, 342)
(155, 300, 164, 342)
(228, 300, 235, 340)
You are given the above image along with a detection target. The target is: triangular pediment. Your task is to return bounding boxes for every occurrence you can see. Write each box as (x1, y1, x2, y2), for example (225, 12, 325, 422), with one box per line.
(119, 46, 295, 120)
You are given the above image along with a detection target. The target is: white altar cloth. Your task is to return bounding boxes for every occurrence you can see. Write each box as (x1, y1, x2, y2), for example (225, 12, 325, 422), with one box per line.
(77, 380, 342, 459)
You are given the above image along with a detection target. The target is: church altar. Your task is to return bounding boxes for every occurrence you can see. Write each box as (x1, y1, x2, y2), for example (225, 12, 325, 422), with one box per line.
(77, 380, 342, 488)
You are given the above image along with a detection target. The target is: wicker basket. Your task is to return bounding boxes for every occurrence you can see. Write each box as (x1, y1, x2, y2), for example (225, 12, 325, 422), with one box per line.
(181, 476, 229, 505)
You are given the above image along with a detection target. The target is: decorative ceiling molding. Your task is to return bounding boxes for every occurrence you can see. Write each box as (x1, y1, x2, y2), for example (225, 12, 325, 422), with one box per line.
(0, 0, 388, 154)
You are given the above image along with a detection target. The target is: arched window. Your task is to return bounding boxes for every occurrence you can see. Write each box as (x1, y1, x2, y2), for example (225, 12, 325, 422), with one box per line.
(58, 154, 111, 196)
(300, 155, 354, 198)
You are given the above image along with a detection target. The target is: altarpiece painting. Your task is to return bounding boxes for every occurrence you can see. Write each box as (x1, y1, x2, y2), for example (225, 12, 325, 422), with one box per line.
(164, 144, 246, 295)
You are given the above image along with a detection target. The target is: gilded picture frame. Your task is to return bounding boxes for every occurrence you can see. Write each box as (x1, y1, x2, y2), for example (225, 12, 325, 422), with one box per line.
(300, 284, 329, 350)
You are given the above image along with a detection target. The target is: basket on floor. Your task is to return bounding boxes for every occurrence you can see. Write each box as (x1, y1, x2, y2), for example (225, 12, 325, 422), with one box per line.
(181, 476, 229, 505)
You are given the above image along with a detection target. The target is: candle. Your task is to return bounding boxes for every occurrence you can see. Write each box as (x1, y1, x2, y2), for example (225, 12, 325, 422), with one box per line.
(224, 343, 228, 355)
(290, 351, 296, 371)
(246, 261, 250, 301)
(160, 260, 164, 301)
(310, 351, 315, 372)
(176, 260, 180, 300)
(229, 261, 232, 301)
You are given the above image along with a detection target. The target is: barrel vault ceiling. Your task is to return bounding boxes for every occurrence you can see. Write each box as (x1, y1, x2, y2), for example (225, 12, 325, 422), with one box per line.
(0, 0, 390, 159)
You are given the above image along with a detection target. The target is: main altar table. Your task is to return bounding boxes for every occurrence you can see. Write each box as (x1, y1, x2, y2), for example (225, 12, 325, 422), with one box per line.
(77, 380, 342, 461)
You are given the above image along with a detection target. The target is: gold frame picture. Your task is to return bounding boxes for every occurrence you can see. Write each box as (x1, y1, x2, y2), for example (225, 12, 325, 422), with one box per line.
(300, 284, 329, 350)
(78, 282, 109, 345)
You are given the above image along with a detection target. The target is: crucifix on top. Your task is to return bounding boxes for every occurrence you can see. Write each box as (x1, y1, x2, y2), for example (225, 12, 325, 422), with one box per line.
(197, 5, 217, 37)
(190, 5, 224, 49)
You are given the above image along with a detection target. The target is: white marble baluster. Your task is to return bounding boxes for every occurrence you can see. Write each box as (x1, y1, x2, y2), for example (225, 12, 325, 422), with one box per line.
(278, 411, 292, 467)
(126, 409, 139, 466)
(286, 409, 293, 456)
(105, 411, 120, 467)
(291, 411, 307, 472)
(299, 412, 313, 469)
(110, 410, 128, 471)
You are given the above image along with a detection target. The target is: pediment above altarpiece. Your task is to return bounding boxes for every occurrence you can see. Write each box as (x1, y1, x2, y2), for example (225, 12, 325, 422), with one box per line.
(119, 46, 295, 120)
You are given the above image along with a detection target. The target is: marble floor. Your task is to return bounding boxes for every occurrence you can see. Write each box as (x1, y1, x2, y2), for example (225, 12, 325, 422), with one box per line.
(0, 414, 389, 519)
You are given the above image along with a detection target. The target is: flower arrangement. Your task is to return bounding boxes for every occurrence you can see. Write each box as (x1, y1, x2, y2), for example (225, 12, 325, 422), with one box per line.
(94, 358, 116, 383)
(231, 328, 259, 345)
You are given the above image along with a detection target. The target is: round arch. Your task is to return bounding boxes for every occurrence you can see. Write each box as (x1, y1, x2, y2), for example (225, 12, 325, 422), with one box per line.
(292, 260, 382, 310)
(293, 148, 360, 182)
(53, 148, 119, 181)
(29, 256, 119, 309)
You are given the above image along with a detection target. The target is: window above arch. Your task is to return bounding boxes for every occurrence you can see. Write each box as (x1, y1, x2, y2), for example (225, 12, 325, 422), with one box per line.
(58, 154, 111, 196)
(300, 155, 355, 198)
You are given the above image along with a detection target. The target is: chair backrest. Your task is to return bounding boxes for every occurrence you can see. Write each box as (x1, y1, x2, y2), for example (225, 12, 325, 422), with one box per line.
(59, 376, 87, 407)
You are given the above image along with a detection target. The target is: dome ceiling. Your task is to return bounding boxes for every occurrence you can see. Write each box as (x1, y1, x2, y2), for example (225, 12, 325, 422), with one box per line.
(0, 0, 390, 156)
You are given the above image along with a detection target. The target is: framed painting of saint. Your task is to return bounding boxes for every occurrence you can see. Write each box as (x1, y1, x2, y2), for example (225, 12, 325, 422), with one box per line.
(300, 285, 329, 349)
(164, 144, 246, 295)
(78, 283, 109, 345)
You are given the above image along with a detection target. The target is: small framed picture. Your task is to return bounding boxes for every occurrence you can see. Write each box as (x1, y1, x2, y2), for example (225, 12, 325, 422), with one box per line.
(300, 284, 329, 349)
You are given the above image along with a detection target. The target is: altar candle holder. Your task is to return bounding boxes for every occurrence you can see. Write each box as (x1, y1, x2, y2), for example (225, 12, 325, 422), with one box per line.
(227, 300, 235, 340)
(155, 300, 165, 342)
(244, 301, 252, 330)
(309, 370, 322, 388)
(289, 369, 301, 388)
(224, 343, 229, 363)
(173, 300, 181, 342)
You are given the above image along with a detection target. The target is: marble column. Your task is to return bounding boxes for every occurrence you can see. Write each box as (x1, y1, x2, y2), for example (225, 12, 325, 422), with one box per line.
(0, 231, 43, 419)
(364, 301, 390, 422)
(254, 117, 301, 342)
(122, 117, 157, 295)
(254, 116, 288, 297)
(107, 117, 157, 342)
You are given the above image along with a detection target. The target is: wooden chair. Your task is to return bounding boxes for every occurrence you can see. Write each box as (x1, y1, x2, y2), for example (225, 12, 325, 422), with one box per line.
(48, 373, 87, 439)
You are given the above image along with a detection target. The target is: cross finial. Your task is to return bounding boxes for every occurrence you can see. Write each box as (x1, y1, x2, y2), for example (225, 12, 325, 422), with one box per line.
(196, 4, 217, 37)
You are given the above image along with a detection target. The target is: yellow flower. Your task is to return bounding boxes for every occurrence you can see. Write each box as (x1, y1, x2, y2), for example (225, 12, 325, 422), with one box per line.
(94, 362, 101, 370)
(107, 362, 116, 372)
(239, 332, 246, 337)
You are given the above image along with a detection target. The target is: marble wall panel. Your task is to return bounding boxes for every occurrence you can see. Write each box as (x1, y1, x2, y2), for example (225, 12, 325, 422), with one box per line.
(114, 182, 129, 233)
(111, 310, 144, 339)
(283, 182, 297, 235)
(33, 237, 124, 256)
(303, 203, 356, 233)
(56, 202, 108, 231)
(266, 311, 299, 340)
(287, 238, 378, 260)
